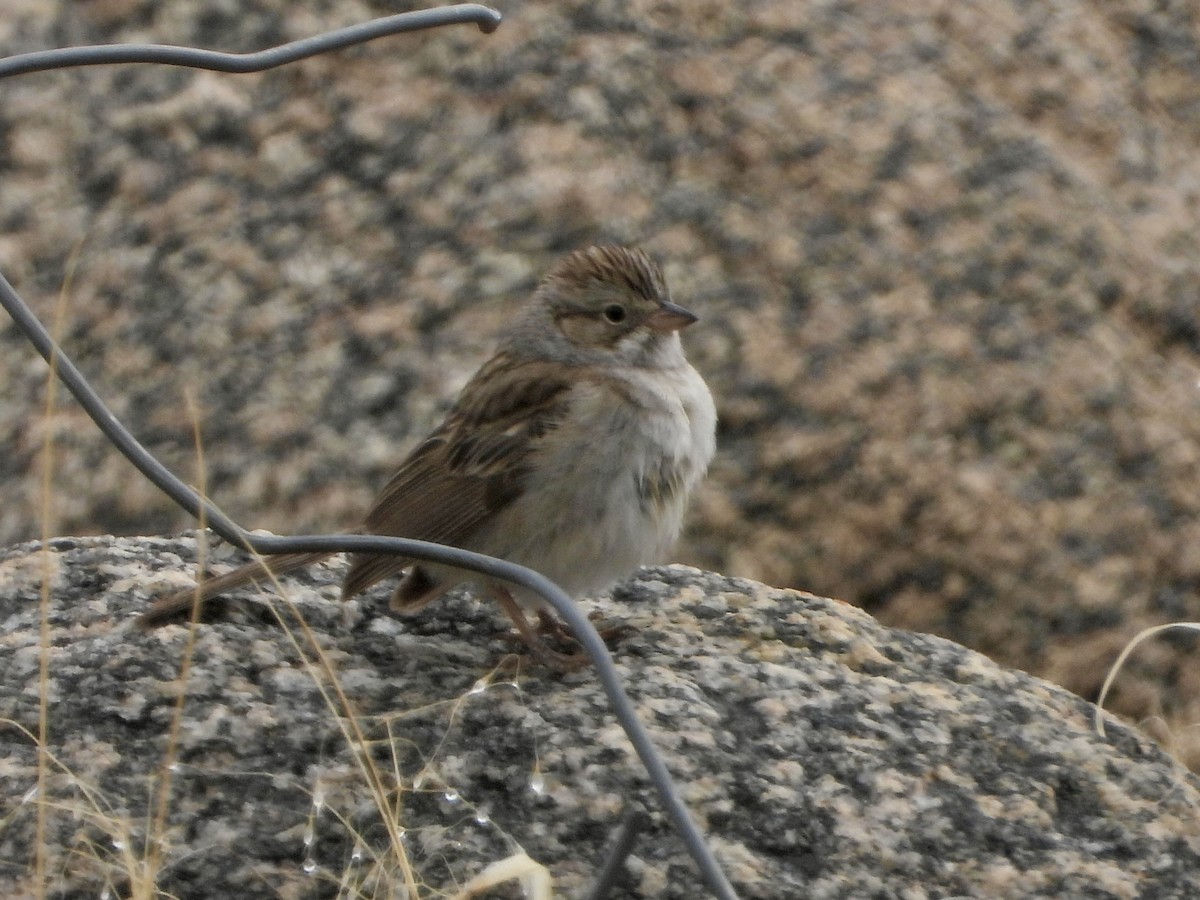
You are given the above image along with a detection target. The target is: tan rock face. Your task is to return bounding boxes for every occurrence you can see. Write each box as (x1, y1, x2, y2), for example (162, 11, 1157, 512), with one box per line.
(3, 1, 1200, 760)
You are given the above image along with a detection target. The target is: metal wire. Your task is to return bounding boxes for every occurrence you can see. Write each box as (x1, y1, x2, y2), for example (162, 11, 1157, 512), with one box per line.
(0, 8, 739, 900)
(585, 808, 650, 900)
(0, 5, 500, 78)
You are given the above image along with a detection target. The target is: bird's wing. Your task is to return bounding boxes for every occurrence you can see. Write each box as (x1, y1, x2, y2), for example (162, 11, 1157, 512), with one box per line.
(341, 354, 576, 598)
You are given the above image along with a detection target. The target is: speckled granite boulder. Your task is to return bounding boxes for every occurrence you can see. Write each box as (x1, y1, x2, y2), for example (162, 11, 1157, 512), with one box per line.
(1, 535, 1198, 899)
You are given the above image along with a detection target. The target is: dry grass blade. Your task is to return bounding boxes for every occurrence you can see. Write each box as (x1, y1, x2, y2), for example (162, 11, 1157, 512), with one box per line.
(1095, 622, 1200, 738)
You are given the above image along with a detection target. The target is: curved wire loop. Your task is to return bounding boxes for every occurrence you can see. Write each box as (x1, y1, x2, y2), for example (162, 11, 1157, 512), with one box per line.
(0, 9, 739, 900)
(0, 4, 501, 78)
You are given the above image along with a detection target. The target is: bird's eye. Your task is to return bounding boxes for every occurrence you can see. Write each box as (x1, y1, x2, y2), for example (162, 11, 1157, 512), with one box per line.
(603, 303, 627, 324)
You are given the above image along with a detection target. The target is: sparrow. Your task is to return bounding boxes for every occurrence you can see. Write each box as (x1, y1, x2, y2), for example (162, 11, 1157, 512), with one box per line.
(139, 245, 717, 670)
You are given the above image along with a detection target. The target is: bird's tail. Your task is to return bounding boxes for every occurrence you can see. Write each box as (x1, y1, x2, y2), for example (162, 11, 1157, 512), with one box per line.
(137, 550, 335, 628)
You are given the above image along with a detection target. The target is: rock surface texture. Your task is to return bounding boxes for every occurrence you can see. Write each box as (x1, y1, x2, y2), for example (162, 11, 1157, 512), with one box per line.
(3, 2, 1200, 759)
(1, 535, 1198, 898)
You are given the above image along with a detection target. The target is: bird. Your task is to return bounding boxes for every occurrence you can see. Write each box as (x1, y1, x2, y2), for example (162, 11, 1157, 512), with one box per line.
(139, 245, 717, 670)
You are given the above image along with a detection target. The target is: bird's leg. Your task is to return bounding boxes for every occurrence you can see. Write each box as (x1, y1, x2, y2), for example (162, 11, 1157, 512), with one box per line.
(535, 608, 577, 643)
(587, 610, 636, 643)
(538, 607, 632, 644)
(493, 588, 590, 672)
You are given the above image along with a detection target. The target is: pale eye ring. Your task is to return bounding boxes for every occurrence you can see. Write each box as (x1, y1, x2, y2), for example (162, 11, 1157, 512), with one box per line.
(603, 303, 627, 324)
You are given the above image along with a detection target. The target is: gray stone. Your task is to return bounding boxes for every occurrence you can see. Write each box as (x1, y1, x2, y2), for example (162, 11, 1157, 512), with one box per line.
(1, 534, 1197, 898)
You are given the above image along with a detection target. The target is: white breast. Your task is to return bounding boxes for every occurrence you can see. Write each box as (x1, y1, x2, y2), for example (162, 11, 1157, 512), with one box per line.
(480, 360, 716, 607)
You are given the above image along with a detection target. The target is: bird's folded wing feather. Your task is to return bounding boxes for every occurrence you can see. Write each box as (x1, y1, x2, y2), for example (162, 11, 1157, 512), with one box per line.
(341, 354, 577, 598)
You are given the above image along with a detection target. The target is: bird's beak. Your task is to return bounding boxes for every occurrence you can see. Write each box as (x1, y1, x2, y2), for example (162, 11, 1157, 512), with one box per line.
(646, 301, 698, 333)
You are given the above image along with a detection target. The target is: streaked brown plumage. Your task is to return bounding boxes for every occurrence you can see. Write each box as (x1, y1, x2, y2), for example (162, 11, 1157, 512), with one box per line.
(140, 245, 716, 669)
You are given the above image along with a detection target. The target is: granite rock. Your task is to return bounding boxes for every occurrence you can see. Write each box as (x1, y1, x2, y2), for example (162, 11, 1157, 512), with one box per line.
(0, 534, 1198, 898)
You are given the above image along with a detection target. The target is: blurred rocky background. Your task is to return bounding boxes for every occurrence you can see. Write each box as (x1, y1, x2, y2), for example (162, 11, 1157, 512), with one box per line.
(3, 0, 1200, 764)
